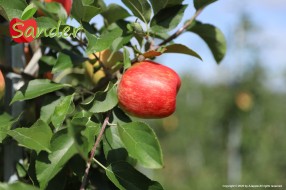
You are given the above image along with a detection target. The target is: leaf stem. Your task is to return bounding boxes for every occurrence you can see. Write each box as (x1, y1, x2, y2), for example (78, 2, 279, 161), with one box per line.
(80, 112, 111, 190)
(92, 158, 107, 170)
(158, 8, 204, 47)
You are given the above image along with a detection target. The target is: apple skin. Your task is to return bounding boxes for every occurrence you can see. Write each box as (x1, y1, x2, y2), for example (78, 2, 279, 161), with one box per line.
(118, 61, 181, 119)
(0, 70, 5, 100)
(9, 18, 37, 43)
(45, 0, 72, 15)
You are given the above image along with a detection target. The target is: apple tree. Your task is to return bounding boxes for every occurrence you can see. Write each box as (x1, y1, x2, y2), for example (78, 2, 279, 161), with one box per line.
(0, 0, 226, 189)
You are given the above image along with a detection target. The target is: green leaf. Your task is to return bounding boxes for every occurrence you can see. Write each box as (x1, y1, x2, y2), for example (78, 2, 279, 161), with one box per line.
(101, 4, 130, 25)
(88, 84, 118, 113)
(106, 161, 164, 190)
(123, 47, 131, 70)
(35, 17, 58, 31)
(122, 0, 151, 23)
(21, 3, 37, 20)
(103, 126, 129, 163)
(0, 182, 39, 190)
(7, 120, 52, 153)
(36, 129, 77, 189)
(40, 96, 63, 123)
(68, 111, 100, 159)
(111, 34, 133, 52)
(40, 55, 57, 66)
(0, 0, 27, 21)
(194, 0, 217, 10)
(71, 0, 101, 22)
(164, 44, 202, 60)
(33, 1, 67, 21)
(149, 0, 184, 14)
(150, 4, 187, 33)
(118, 122, 163, 169)
(11, 79, 68, 104)
(85, 27, 123, 54)
(0, 112, 14, 143)
(188, 21, 226, 63)
(52, 52, 73, 73)
(51, 94, 74, 130)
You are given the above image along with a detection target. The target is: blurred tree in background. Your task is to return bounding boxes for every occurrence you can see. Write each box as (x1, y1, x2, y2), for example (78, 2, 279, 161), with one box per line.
(150, 13, 286, 189)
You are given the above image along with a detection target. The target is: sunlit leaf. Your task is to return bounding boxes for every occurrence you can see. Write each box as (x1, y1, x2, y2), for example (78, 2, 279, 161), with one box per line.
(52, 52, 73, 73)
(0, 113, 14, 143)
(51, 94, 74, 130)
(11, 79, 68, 104)
(164, 44, 202, 60)
(8, 120, 52, 153)
(0, 0, 27, 21)
(101, 4, 130, 25)
(122, 0, 151, 23)
(118, 122, 163, 168)
(72, 0, 101, 22)
(88, 84, 118, 113)
(21, 3, 37, 20)
(188, 21, 226, 63)
(36, 129, 77, 189)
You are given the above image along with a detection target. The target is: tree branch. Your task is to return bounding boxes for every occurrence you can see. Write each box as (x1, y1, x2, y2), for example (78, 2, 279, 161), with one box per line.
(80, 112, 111, 190)
(0, 64, 35, 80)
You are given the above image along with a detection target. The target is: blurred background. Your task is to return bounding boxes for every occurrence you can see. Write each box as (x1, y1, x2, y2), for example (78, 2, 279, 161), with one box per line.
(147, 0, 286, 189)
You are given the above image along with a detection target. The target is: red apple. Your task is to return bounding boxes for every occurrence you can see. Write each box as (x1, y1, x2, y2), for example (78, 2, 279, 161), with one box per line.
(45, 0, 72, 15)
(0, 70, 5, 100)
(9, 18, 37, 43)
(118, 61, 181, 118)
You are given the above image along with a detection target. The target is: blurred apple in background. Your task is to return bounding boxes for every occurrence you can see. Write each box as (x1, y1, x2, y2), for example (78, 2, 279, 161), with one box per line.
(0, 70, 5, 100)
(85, 49, 123, 85)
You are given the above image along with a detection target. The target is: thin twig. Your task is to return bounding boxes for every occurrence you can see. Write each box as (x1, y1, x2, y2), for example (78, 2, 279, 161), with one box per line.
(80, 112, 111, 190)
(130, 8, 204, 65)
(158, 8, 204, 47)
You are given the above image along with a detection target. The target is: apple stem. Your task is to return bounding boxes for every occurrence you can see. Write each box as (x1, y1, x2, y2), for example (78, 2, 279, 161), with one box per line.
(80, 112, 111, 190)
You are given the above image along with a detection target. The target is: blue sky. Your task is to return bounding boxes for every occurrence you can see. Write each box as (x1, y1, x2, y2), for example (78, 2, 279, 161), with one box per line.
(71, 0, 286, 89)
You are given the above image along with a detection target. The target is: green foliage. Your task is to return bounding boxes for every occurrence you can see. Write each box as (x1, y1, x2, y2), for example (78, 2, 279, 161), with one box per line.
(164, 44, 202, 60)
(0, 113, 14, 143)
(21, 3, 37, 20)
(36, 129, 77, 189)
(11, 79, 68, 104)
(188, 21, 226, 63)
(0, 0, 27, 20)
(106, 161, 164, 190)
(0, 182, 39, 190)
(71, 0, 101, 22)
(0, 0, 226, 189)
(193, 0, 217, 10)
(7, 119, 53, 153)
(118, 122, 163, 169)
(150, 4, 187, 33)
